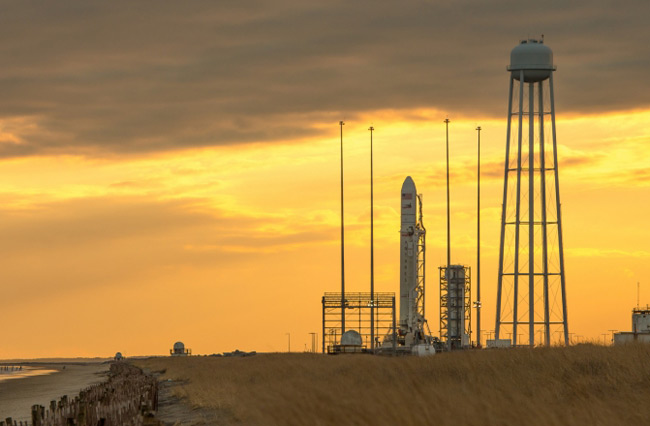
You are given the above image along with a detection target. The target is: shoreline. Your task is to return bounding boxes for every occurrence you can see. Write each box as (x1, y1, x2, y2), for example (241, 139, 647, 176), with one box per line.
(0, 366, 58, 383)
(0, 362, 110, 422)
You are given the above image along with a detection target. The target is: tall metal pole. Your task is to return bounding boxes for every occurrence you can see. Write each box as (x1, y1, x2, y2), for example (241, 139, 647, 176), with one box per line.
(322, 297, 326, 353)
(444, 118, 451, 267)
(528, 81, 535, 347)
(369, 126, 375, 351)
(476, 126, 482, 348)
(392, 295, 397, 355)
(340, 121, 346, 334)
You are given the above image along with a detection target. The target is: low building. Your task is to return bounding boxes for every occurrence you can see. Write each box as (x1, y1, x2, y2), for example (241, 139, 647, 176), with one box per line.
(614, 306, 650, 345)
(486, 339, 512, 349)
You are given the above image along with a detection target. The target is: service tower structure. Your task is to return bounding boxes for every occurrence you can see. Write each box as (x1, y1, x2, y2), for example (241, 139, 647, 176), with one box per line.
(495, 39, 569, 347)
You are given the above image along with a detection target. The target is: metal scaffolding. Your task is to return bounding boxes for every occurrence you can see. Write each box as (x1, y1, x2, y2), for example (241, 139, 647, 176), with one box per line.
(322, 292, 396, 354)
(440, 265, 471, 350)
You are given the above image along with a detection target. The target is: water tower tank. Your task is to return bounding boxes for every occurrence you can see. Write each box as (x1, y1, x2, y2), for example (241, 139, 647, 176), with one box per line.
(508, 39, 555, 82)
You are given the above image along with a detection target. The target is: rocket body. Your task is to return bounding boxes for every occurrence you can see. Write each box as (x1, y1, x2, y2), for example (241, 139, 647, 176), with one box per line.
(399, 176, 422, 334)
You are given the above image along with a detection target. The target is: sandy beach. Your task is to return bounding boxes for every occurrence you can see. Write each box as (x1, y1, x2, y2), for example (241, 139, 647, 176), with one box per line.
(0, 362, 110, 423)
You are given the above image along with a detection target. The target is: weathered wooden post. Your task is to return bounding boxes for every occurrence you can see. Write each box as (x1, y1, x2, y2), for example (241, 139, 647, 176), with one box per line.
(31, 404, 43, 426)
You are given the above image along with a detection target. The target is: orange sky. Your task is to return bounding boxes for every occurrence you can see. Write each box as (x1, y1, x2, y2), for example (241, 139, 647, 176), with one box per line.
(2, 1, 650, 358)
(1, 108, 648, 358)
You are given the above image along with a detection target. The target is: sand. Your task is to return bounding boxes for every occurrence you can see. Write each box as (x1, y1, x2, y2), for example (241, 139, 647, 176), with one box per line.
(0, 362, 110, 422)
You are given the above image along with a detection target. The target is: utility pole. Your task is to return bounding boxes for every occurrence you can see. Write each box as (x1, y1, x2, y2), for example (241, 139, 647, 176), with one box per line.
(608, 329, 618, 345)
(340, 120, 346, 334)
(309, 332, 317, 353)
(286, 333, 291, 353)
(369, 126, 375, 351)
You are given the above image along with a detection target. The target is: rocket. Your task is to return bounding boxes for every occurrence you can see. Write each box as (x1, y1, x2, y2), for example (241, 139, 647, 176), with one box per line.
(400, 176, 424, 336)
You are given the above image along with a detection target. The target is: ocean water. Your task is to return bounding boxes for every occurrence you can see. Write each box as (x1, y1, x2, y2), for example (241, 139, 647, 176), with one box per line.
(0, 363, 108, 422)
(0, 366, 58, 383)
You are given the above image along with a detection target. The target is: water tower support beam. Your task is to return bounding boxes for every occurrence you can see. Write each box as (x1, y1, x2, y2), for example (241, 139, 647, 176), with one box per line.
(495, 77, 514, 341)
(539, 81, 551, 347)
(512, 68, 525, 346)
(549, 73, 570, 345)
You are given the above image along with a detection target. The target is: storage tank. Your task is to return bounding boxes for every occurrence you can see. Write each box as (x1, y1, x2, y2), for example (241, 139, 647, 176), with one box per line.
(508, 38, 555, 82)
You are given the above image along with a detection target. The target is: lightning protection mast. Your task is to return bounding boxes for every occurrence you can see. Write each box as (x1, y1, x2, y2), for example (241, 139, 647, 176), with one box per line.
(369, 126, 375, 351)
(340, 120, 346, 334)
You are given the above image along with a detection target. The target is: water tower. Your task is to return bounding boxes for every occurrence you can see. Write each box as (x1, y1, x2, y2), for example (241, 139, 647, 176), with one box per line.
(494, 38, 569, 347)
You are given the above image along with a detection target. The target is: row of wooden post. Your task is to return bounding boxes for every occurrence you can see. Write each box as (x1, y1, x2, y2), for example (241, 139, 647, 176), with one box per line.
(1, 363, 160, 426)
(0, 366, 23, 372)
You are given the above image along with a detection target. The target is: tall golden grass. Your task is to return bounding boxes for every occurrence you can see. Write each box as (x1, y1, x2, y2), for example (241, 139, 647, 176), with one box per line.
(134, 344, 650, 425)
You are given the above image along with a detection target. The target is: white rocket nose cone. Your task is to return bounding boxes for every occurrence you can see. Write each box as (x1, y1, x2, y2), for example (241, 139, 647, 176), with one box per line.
(402, 176, 416, 194)
(401, 176, 417, 224)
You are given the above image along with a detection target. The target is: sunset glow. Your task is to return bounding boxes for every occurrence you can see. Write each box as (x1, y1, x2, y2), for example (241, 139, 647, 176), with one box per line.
(1, 1, 649, 358)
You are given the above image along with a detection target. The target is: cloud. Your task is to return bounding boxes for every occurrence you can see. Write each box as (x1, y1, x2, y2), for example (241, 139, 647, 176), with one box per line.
(0, 0, 649, 157)
(378, 145, 605, 189)
(0, 195, 339, 299)
(602, 166, 650, 187)
(566, 247, 650, 258)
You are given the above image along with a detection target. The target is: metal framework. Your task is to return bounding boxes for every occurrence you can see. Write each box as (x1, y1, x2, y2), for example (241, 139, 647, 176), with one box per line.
(410, 194, 427, 334)
(322, 292, 396, 354)
(440, 265, 471, 350)
(495, 41, 569, 347)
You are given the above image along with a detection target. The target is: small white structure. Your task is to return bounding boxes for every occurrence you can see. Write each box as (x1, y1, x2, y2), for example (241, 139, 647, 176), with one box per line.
(411, 343, 435, 356)
(170, 341, 191, 356)
(632, 308, 650, 333)
(486, 339, 512, 349)
(338, 330, 363, 353)
(614, 307, 650, 345)
(614, 333, 650, 345)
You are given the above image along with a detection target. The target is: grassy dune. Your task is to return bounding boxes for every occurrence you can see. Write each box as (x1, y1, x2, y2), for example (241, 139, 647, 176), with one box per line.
(134, 344, 650, 425)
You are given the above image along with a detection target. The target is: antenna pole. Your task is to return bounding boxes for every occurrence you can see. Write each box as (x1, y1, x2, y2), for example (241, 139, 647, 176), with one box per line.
(340, 120, 346, 334)
(369, 126, 375, 351)
(638, 282, 640, 309)
(445, 118, 451, 267)
(476, 126, 482, 348)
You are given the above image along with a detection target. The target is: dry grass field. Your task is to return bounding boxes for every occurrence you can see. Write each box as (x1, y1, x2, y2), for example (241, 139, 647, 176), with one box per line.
(134, 344, 650, 426)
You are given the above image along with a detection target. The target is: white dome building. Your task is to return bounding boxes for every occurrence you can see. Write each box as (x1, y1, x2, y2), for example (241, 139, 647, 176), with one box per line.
(170, 341, 191, 356)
